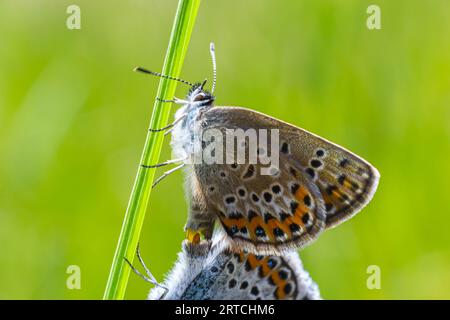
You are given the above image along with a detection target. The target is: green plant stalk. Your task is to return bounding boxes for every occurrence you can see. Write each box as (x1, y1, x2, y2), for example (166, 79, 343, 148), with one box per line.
(103, 0, 201, 300)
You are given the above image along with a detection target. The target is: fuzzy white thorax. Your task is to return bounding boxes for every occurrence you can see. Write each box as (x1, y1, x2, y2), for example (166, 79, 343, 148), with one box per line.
(170, 86, 214, 163)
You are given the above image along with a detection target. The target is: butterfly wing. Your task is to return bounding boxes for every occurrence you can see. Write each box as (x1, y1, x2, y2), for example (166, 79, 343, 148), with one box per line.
(195, 106, 379, 254)
(178, 243, 320, 300)
(149, 239, 320, 300)
(148, 240, 214, 300)
(183, 251, 320, 300)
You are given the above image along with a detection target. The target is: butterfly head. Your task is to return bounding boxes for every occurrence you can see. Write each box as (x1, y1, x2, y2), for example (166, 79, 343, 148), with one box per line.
(186, 80, 215, 107)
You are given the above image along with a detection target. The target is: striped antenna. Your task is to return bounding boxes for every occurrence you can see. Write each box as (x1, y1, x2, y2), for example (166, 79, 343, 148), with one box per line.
(133, 67, 194, 87)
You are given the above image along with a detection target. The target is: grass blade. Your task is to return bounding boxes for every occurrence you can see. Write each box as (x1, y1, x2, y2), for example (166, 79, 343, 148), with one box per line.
(103, 0, 201, 300)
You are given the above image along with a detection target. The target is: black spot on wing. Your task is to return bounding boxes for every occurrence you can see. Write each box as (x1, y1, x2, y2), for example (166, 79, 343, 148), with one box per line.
(242, 165, 255, 179)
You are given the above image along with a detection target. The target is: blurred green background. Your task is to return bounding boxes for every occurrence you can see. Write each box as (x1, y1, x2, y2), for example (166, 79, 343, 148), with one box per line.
(0, 0, 449, 299)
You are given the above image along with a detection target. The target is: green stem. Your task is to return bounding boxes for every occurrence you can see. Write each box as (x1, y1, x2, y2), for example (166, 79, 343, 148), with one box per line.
(103, 0, 201, 300)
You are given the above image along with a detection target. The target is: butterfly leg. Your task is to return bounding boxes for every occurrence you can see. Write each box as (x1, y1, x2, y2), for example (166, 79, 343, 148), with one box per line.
(141, 156, 187, 169)
(163, 126, 175, 136)
(152, 163, 185, 188)
(156, 97, 175, 103)
(124, 244, 169, 296)
(156, 96, 190, 105)
(148, 114, 186, 133)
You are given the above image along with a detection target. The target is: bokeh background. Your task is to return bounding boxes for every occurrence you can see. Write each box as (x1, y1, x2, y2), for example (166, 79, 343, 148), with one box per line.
(1, 0, 449, 299)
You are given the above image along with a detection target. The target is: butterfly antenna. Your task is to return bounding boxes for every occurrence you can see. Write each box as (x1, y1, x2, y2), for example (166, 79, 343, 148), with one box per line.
(209, 42, 217, 94)
(134, 67, 194, 87)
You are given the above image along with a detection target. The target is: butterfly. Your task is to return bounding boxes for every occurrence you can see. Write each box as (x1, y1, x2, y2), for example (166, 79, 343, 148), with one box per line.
(138, 42, 380, 255)
(138, 234, 321, 300)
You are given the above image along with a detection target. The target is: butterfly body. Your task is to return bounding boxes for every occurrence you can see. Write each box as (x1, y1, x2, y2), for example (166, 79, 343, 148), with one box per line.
(170, 84, 213, 160)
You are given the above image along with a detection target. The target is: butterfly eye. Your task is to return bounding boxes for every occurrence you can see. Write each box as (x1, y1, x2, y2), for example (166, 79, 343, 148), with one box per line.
(193, 93, 206, 102)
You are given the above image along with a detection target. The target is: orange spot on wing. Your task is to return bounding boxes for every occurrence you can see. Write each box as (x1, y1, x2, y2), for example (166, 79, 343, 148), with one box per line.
(248, 215, 272, 241)
(221, 216, 246, 229)
(269, 272, 287, 299)
(267, 219, 291, 234)
(246, 255, 272, 276)
(289, 212, 302, 226)
(343, 179, 354, 190)
(331, 190, 342, 200)
(293, 186, 312, 226)
(246, 254, 264, 270)
(266, 219, 292, 239)
(294, 186, 308, 202)
(260, 258, 271, 276)
(323, 192, 339, 207)
(294, 205, 308, 225)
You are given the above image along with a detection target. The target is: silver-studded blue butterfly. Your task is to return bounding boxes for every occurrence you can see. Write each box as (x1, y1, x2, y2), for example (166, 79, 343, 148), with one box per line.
(138, 43, 380, 256)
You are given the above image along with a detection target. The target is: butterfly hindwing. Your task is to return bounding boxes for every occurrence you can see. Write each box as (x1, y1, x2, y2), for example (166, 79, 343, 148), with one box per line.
(182, 251, 318, 300)
(195, 107, 379, 253)
(197, 160, 326, 254)
(149, 240, 321, 300)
